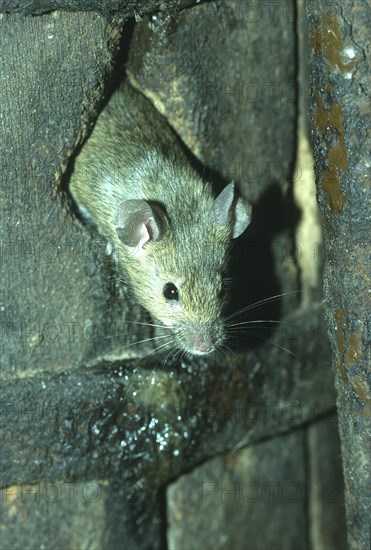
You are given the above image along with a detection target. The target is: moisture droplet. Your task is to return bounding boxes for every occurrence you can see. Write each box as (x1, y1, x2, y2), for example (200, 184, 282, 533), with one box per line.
(92, 424, 100, 435)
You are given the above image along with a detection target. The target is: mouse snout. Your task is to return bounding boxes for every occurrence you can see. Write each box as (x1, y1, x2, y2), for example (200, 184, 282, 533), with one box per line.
(181, 323, 225, 356)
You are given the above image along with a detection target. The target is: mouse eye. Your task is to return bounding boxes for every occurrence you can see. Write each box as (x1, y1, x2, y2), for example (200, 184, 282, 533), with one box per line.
(163, 283, 179, 302)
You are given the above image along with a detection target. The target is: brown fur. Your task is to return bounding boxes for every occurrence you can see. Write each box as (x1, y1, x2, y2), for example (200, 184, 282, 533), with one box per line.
(70, 81, 251, 355)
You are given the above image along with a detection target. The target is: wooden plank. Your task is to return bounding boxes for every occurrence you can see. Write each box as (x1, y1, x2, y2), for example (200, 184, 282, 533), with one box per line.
(308, 2, 371, 548)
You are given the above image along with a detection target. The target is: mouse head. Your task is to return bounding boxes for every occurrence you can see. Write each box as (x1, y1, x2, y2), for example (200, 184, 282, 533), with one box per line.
(113, 182, 252, 356)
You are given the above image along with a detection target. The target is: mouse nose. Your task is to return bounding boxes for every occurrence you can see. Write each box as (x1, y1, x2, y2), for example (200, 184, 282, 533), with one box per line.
(194, 337, 214, 354)
(183, 323, 224, 355)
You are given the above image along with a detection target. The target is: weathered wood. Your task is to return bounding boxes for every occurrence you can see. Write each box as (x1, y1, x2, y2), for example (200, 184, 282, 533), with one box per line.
(127, 2, 297, 205)
(1, 304, 335, 547)
(0, 0, 196, 16)
(307, 2, 371, 549)
(308, 414, 347, 550)
(168, 431, 309, 550)
(1, 478, 163, 550)
(1, 305, 334, 488)
(0, 13, 152, 380)
(0, 3, 346, 549)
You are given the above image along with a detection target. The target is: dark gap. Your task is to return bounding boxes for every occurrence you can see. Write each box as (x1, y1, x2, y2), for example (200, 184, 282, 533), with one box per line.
(225, 184, 301, 352)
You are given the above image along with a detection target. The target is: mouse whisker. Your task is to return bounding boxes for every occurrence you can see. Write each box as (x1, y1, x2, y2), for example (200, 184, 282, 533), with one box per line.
(219, 341, 237, 362)
(229, 330, 296, 357)
(226, 319, 282, 329)
(147, 339, 179, 364)
(104, 322, 173, 340)
(117, 339, 174, 408)
(225, 339, 260, 365)
(120, 320, 174, 329)
(116, 334, 170, 345)
(129, 337, 176, 372)
(160, 343, 180, 367)
(223, 290, 302, 322)
(115, 334, 173, 353)
(175, 345, 188, 363)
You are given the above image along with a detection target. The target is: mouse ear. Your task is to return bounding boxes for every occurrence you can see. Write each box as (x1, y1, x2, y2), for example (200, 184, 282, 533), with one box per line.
(233, 193, 252, 238)
(114, 199, 164, 256)
(211, 182, 252, 239)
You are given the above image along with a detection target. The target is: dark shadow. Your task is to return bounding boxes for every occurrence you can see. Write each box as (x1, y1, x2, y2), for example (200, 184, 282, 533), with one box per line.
(225, 184, 301, 352)
(107, 18, 136, 96)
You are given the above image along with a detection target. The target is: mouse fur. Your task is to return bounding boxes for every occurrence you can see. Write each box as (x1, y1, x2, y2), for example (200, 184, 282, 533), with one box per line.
(70, 80, 252, 356)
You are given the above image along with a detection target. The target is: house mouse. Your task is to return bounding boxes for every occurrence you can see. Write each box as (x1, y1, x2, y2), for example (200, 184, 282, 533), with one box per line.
(69, 80, 252, 356)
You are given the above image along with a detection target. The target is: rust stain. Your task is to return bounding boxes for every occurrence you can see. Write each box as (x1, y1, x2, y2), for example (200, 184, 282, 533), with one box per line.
(321, 169, 345, 213)
(334, 311, 369, 408)
(350, 374, 371, 415)
(328, 139, 348, 172)
(310, 13, 356, 214)
(345, 330, 362, 364)
(315, 92, 347, 214)
(310, 14, 357, 73)
(314, 96, 344, 138)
